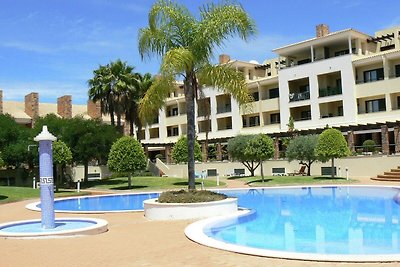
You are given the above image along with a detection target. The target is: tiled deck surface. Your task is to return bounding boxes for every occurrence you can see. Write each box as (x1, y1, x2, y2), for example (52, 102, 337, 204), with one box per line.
(1, 177, 399, 267)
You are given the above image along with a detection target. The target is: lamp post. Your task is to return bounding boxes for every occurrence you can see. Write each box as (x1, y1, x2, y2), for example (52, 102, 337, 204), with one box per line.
(34, 125, 57, 229)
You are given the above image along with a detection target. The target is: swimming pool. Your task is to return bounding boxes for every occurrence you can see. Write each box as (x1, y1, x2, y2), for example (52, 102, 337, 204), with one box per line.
(186, 186, 400, 261)
(27, 192, 160, 213)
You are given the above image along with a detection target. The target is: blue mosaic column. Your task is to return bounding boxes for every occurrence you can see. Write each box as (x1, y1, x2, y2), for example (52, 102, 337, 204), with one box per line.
(34, 126, 57, 229)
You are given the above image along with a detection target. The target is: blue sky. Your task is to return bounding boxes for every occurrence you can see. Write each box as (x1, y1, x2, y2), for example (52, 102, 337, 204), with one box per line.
(1, 0, 399, 104)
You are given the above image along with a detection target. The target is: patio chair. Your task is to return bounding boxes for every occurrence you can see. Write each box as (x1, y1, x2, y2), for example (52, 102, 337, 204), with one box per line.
(288, 165, 307, 176)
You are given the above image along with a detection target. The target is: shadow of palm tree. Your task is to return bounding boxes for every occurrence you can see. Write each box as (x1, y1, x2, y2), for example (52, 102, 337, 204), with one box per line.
(313, 176, 346, 181)
(0, 195, 8, 200)
(247, 179, 273, 184)
(173, 182, 204, 186)
(110, 185, 148, 190)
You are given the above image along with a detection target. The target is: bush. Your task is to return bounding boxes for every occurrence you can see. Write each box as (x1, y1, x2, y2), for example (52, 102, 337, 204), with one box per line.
(158, 189, 227, 203)
(171, 136, 202, 163)
(363, 139, 375, 152)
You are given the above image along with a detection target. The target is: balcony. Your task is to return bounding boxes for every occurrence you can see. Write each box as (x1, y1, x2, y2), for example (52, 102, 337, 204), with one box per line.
(319, 87, 342, 97)
(289, 91, 310, 102)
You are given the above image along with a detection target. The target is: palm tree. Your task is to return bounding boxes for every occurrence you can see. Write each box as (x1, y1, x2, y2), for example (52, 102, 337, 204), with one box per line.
(88, 59, 136, 132)
(125, 73, 154, 139)
(138, 0, 256, 190)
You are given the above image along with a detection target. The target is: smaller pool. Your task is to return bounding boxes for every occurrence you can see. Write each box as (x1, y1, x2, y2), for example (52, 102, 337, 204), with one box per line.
(27, 192, 160, 213)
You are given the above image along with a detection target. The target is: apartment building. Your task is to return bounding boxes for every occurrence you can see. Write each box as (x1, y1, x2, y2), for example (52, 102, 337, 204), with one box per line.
(142, 24, 400, 162)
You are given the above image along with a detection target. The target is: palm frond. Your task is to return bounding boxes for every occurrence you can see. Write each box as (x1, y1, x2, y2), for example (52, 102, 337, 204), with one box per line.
(194, 2, 256, 60)
(161, 47, 194, 76)
(198, 64, 252, 105)
(138, 75, 176, 123)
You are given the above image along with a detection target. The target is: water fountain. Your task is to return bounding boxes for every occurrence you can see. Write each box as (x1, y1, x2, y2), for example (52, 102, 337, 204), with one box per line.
(0, 126, 108, 238)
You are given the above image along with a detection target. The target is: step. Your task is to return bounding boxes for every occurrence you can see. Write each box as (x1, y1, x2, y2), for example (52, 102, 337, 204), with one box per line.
(383, 172, 400, 176)
(377, 174, 400, 179)
(391, 169, 400, 172)
(371, 176, 400, 181)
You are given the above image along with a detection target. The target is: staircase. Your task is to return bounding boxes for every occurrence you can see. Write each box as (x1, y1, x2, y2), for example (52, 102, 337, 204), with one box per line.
(371, 166, 400, 181)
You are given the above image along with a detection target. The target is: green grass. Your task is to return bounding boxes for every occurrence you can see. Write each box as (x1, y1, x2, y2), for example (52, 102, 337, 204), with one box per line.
(81, 176, 226, 191)
(229, 175, 357, 187)
(0, 186, 89, 204)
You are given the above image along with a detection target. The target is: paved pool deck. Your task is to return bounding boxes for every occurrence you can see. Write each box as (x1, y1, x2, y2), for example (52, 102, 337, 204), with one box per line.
(1, 177, 399, 267)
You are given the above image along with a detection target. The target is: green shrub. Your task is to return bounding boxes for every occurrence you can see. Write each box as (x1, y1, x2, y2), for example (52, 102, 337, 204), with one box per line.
(158, 189, 227, 203)
(362, 139, 375, 152)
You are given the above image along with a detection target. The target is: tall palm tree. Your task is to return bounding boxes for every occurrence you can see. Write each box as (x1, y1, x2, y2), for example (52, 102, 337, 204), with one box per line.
(88, 59, 136, 132)
(138, 0, 256, 190)
(125, 72, 154, 140)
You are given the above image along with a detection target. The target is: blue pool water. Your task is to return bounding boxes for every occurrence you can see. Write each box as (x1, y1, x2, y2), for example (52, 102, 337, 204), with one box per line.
(207, 186, 400, 255)
(49, 193, 159, 212)
(0, 219, 96, 233)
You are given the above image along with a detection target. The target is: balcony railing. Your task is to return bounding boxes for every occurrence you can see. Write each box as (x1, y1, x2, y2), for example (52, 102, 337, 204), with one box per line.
(217, 105, 232, 114)
(319, 87, 342, 97)
(289, 91, 310, 102)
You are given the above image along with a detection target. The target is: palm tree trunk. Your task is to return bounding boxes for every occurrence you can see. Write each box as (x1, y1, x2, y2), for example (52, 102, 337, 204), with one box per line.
(184, 76, 196, 190)
(260, 160, 264, 182)
(331, 158, 335, 178)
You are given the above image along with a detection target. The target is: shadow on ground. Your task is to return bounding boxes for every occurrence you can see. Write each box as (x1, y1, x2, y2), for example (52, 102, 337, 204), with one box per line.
(173, 182, 204, 186)
(0, 195, 8, 200)
(108, 185, 148, 190)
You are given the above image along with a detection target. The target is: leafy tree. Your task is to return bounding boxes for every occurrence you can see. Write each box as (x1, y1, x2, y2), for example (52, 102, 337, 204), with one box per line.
(362, 139, 375, 153)
(285, 135, 319, 176)
(138, 0, 256, 190)
(0, 151, 3, 167)
(228, 134, 273, 177)
(108, 136, 147, 189)
(53, 140, 73, 190)
(315, 128, 349, 178)
(88, 59, 137, 132)
(62, 116, 120, 181)
(33, 114, 66, 138)
(172, 136, 202, 163)
(243, 134, 274, 181)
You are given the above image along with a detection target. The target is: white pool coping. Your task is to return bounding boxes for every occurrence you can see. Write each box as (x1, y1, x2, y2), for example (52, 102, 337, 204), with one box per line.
(0, 217, 108, 239)
(185, 184, 400, 262)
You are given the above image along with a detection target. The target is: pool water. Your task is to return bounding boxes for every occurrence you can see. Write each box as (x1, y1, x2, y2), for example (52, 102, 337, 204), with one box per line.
(50, 193, 159, 212)
(206, 186, 400, 255)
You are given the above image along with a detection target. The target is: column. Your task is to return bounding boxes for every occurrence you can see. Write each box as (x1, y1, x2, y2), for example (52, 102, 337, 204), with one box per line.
(348, 36, 353, 54)
(274, 137, 280, 159)
(34, 126, 57, 229)
(381, 125, 390, 155)
(394, 126, 400, 153)
(347, 131, 355, 154)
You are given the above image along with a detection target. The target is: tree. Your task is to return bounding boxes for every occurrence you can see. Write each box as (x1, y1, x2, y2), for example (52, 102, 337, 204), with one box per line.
(88, 59, 137, 132)
(315, 128, 349, 178)
(62, 116, 120, 181)
(228, 134, 273, 177)
(243, 134, 274, 182)
(53, 140, 73, 190)
(285, 135, 319, 176)
(0, 151, 3, 167)
(172, 136, 202, 163)
(125, 72, 154, 139)
(138, 0, 256, 189)
(108, 136, 147, 189)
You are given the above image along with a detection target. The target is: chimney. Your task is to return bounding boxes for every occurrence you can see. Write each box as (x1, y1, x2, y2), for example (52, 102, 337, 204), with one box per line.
(87, 100, 101, 119)
(0, 90, 3, 114)
(219, 54, 231, 64)
(316, 24, 330, 38)
(57, 95, 72, 118)
(25, 92, 39, 120)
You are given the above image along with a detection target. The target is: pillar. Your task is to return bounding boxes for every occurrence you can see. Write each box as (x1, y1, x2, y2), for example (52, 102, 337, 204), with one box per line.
(381, 125, 390, 155)
(216, 143, 222, 161)
(274, 137, 280, 159)
(347, 131, 355, 154)
(394, 126, 400, 154)
(34, 126, 57, 229)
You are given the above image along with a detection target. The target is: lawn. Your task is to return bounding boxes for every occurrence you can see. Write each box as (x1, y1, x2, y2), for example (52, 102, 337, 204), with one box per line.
(0, 186, 89, 204)
(229, 175, 357, 187)
(81, 176, 225, 191)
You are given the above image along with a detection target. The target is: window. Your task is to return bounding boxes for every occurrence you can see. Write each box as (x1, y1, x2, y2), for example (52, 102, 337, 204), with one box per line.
(172, 107, 179, 116)
(249, 116, 260, 127)
(299, 84, 310, 93)
(270, 113, 280, 124)
(338, 106, 344, 116)
(300, 110, 311, 120)
(269, 88, 279, 99)
(167, 127, 179, 136)
(395, 65, 400, 78)
(363, 68, 384, 83)
(251, 91, 259, 101)
(242, 117, 247, 127)
(298, 58, 311, 65)
(365, 99, 386, 113)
